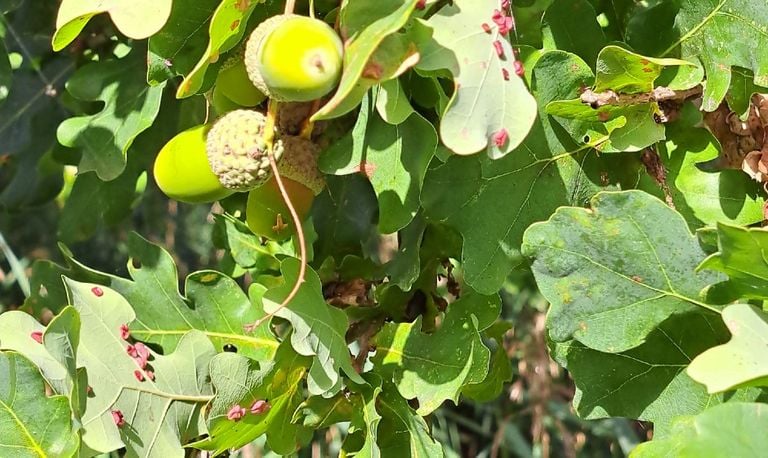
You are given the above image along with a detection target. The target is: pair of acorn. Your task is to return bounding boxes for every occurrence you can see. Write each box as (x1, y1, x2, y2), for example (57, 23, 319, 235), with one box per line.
(154, 14, 342, 239)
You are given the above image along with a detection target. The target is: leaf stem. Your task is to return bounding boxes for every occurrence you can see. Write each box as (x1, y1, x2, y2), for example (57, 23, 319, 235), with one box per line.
(122, 385, 214, 403)
(284, 0, 296, 15)
(245, 100, 308, 332)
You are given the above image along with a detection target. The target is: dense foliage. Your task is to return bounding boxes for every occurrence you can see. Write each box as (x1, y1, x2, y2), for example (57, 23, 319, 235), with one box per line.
(2, 0, 768, 456)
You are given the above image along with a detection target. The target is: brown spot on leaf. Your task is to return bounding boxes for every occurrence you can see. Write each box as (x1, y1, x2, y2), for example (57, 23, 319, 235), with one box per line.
(359, 161, 376, 179)
(230, 19, 241, 31)
(640, 58, 650, 65)
(642, 67, 653, 73)
(362, 61, 383, 80)
(631, 275, 643, 283)
(235, 0, 250, 12)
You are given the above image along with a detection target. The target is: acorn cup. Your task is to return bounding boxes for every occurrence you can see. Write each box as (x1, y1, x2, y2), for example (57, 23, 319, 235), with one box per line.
(245, 14, 343, 102)
(206, 109, 283, 191)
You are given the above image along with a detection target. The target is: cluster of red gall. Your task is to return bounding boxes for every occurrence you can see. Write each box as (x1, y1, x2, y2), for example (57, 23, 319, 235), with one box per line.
(482, 2, 522, 149)
(227, 399, 271, 421)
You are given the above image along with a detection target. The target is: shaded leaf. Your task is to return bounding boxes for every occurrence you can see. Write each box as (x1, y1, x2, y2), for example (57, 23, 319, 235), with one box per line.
(699, 223, 768, 300)
(57, 51, 165, 180)
(263, 258, 365, 395)
(523, 190, 723, 353)
(551, 312, 762, 436)
(670, 0, 768, 111)
(0, 351, 79, 457)
(147, 0, 221, 84)
(688, 304, 768, 393)
(542, 0, 606, 66)
(372, 293, 496, 415)
(321, 101, 437, 233)
(630, 403, 768, 457)
(422, 50, 642, 294)
(188, 341, 311, 456)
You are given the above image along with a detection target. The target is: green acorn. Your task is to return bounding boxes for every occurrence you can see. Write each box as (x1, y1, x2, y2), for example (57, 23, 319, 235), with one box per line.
(245, 14, 343, 102)
(206, 109, 283, 191)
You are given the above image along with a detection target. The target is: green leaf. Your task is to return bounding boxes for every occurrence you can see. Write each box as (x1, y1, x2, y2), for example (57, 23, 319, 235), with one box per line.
(312, 0, 420, 120)
(630, 403, 768, 458)
(376, 79, 414, 124)
(57, 51, 165, 180)
(311, 174, 379, 262)
(385, 213, 427, 291)
(372, 292, 496, 415)
(545, 47, 700, 153)
(726, 68, 768, 118)
(263, 258, 365, 395)
(669, 0, 768, 111)
(321, 100, 437, 233)
(147, 0, 220, 84)
(0, 351, 79, 457)
(212, 213, 289, 271)
(651, 109, 764, 228)
(65, 278, 216, 456)
(462, 321, 513, 402)
(523, 190, 724, 353)
(688, 304, 768, 393)
(0, 311, 70, 396)
(43, 307, 82, 414)
(414, 0, 537, 157)
(552, 312, 762, 436)
(345, 375, 383, 458)
(53, 0, 172, 51)
(541, 0, 606, 66)
(189, 341, 311, 456)
(377, 381, 444, 457)
(699, 223, 768, 300)
(421, 50, 639, 294)
(39, 234, 281, 360)
(593, 45, 698, 94)
(293, 392, 355, 428)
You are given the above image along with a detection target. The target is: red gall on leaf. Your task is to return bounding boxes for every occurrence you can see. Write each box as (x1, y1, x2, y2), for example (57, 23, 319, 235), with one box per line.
(133, 356, 147, 369)
(492, 9, 504, 24)
(500, 17, 514, 35)
(514, 60, 525, 77)
(250, 399, 271, 415)
(126, 344, 138, 358)
(30, 331, 43, 344)
(119, 324, 130, 340)
(91, 286, 104, 297)
(482, 23, 492, 33)
(493, 40, 504, 58)
(415, 0, 426, 10)
(134, 370, 145, 382)
(134, 342, 150, 361)
(227, 405, 246, 421)
(112, 410, 125, 427)
(501, 0, 510, 8)
(492, 129, 509, 147)
(145, 370, 155, 381)
(502, 68, 510, 80)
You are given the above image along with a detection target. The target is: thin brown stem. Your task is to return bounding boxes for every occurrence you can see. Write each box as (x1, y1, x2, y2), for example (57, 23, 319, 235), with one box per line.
(244, 100, 308, 332)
